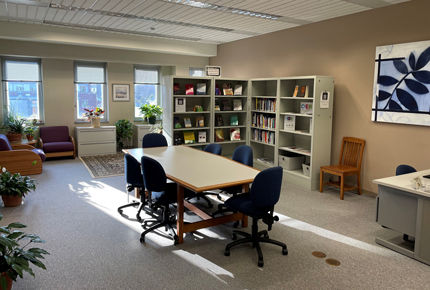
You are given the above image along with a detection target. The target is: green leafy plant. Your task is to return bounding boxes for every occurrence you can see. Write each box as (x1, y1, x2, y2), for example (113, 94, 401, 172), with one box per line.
(24, 120, 38, 137)
(2, 107, 26, 134)
(139, 104, 163, 120)
(115, 119, 133, 151)
(0, 165, 36, 197)
(0, 212, 49, 290)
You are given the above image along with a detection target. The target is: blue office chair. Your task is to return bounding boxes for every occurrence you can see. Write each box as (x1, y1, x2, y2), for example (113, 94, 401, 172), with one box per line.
(140, 156, 179, 245)
(212, 145, 253, 218)
(118, 154, 146, 222)
(204, 143, 222, 155)
(396, 164, 417, 242)
(142, 133, 168, 148)
(224, 166, 288, 267)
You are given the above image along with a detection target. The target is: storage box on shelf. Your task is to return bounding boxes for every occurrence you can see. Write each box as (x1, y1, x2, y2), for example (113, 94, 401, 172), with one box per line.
(162, 76, 212, 148)
(213, 78, 249, 156)
(75, 126, 116, 156)
(133, 124, 151, 148)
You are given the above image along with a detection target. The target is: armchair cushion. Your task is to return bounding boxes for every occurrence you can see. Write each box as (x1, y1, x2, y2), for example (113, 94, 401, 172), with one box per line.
(0, 134, 12, 151)
(43, 142, 74, 153)
(31, 149, 46, 162)
(39, 126, 70, 143)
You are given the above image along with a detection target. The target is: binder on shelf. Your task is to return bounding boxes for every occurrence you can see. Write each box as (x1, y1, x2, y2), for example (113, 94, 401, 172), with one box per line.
(196, 116, 204, 127)
(233, 99, 242, 111)
(185, 84, 194, 95)
(196, 83, 206, 95)
(184, 117, 192, 128)
(183, 131, 195, 144)
(215, 129, 224, 142)
(234, 85, 242, 95)
(175, 98, 186, 112)
(198, 131, 206, 143)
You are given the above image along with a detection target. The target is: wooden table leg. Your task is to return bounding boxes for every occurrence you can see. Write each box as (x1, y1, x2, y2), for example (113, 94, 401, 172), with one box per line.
(242, 183, 249, 228)
(134, 188, 140, 199)
(176, 184, 185, 244)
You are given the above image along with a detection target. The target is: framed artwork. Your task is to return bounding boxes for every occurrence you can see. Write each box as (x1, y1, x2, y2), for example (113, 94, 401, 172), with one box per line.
(372, 40, 430, 126)
(112, 84, 130, 102)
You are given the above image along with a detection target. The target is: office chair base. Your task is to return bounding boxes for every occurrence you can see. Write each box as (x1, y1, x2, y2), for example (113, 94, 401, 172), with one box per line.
(185, 194, 214, 208)
(118, 201, 145, 222)
(140, 206, 179, 245)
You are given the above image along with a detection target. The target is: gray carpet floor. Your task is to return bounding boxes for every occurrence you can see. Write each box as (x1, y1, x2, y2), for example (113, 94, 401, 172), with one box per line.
(1, 158, 429, 290)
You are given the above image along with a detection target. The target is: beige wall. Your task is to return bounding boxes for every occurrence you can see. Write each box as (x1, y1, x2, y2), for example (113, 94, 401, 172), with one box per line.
(210, 0, 430, 193)
(0, 39, 209, 137)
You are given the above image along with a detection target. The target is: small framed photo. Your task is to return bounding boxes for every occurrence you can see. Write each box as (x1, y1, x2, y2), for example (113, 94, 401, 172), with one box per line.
(112, 84, 130, 102)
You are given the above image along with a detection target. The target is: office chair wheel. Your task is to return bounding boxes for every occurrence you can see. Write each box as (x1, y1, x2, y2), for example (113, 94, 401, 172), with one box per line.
(140, 237, 145, 243)
(231, 233, 237, 240)
(258, 260, 264, 267)
(173, 235, 179, 245)
(282, 248, 288, 255)
(224, 250, 230, 256)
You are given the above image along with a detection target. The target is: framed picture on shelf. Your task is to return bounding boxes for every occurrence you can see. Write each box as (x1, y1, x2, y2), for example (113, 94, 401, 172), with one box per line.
(112, 84, 130, 102)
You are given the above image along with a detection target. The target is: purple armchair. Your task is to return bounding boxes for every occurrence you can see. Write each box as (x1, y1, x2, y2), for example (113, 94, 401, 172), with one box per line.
(0, 134, 45, 175)
(39, 126, 76, 159)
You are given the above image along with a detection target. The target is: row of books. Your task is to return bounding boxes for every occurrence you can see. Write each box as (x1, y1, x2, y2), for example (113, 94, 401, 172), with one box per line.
(252, 129, 275, 145)
(174, 131, 207, 145)
(255, 98, 276, 112)
(174, 83, 207, 95)
(216, 114, 239, 126)
(215, 128, 241, 142)
(215, 98, 242, 111)
(216, 83, 243, 96)
(292, 85, 310, 98)
(252, 113, 276, 129)
(174, 116, 204, 128)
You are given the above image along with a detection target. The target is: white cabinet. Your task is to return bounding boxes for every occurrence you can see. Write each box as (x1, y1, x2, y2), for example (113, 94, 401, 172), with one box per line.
(133, 124, 151, 148)
(75, 126, 116, 156)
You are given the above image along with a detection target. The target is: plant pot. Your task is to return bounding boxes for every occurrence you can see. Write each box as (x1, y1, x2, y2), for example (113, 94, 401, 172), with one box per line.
(148, 116, 156, 125)
(91, 117, 101, 128)
(5, 133, 22, 142)
(26, 135, 34, 141)
(2, 195, 23, 207)
(0, 272, 13, 290)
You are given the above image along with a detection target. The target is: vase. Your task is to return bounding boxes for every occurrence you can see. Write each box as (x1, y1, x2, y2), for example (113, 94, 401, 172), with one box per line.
(2, 195, 23, 207)
(26, 135, 34, 141)
(6, 133, 22, 142)
(0, 272, 13, 290)
(148, 116, 156, 124)
(91, 117, 101, 128)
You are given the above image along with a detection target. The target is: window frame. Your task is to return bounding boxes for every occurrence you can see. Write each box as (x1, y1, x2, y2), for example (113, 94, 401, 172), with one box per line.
(133, 65, 161, 120)
(73, 61, 108, 123)
(1, 56, 45, 124)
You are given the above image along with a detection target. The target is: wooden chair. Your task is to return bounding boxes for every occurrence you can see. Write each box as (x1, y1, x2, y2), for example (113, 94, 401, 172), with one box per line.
(319, 137, 365, 200)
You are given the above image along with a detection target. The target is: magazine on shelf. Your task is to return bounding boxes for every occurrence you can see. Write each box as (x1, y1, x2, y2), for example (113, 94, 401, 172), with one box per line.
(215, 128, 224, 142)
(185, 84, 194, 95)
(221, 100, 231, 111)
(198, 131, 206, 143)
(174, 117, 182, 129)
(215, 115, 224, 126)
(174, 83, 181, 95)
(223, 83, 233, 95)
(184, 117, 192, 128)
(215, 84, 221, 95)
(196, 83, 206, 95)
(174, 133, 183, 145)
(196, 116, 204, 127)
(183, 131, 195, 144)
(215, 98, 220, 111)
(233, 99, 242, 111)
(234, 85, 242, 95)
(230, 128, 241, 141)
(175, 98, 186, 112)
(230, 115, 238, 126)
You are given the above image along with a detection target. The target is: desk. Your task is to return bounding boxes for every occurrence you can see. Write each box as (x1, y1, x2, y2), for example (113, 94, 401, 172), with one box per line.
(374, 169, 430, 265)
(124, 145, 260, 244)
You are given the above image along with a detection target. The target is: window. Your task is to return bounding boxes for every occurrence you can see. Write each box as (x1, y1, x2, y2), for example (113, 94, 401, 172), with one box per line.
(189, 67, 204, 77)
(1, 58, 44, 122)
(74, 62, 107, 121)
(134, 66, 160, 118)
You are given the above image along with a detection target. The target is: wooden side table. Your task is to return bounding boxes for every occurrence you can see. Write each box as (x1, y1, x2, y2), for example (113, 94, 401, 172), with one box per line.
(10, 139, 38, 149)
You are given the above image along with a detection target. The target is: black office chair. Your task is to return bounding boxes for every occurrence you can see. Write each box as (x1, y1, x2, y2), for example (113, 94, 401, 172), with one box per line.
(142, 133, 168, 148)
(185, 143, 223, 208)
(140, 156, 179, 245)
(118, 154, 146, 222)
(212, 145, 253, 218)
(396, 164, 417, 242)
(224, 166, 288, 267)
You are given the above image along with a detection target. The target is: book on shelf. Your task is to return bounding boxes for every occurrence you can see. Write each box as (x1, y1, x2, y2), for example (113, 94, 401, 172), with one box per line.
(255, 98, 276, 112)
(215, 98, 220, 111)
(223, 83, 233, 95)
(300, 102, 313, 114)
(196, 83, 206, 95)
(299, 86, 307, 97)
(174, 133, 183, 145)
(234, 85, 242, 95)
(174, 117, 182, 129)
(230, 115, 238, 126)
(196, 116, 204, 127)
(184, 117, 192, 128)
(175, 98, 186, 112)
(215, 84, 221, 95)
(233, 99, 242, 111)
(185, 84, 194, 95)
(252, 129, 275, 144)
(284, 115, 295, 131)
(183, 131, 195, 144)
(304, 86, 309, 98)
(215, 128, 224, 142)
(221, 100, 231, 111)
(252, 113, 276, 129)
(292, 85, 299, 97)
(198, 131, 206, 143)
(174, 83, 181, 95)
(215, 115, 224, 126)
(230, 128, 241, 141)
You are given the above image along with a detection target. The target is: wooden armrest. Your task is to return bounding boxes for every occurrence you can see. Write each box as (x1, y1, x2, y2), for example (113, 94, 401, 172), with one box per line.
(69, 135, 76, 159)
(0, 150, 43, 175)
(40, 137, 44, 148)
(11, 144, 35, 150)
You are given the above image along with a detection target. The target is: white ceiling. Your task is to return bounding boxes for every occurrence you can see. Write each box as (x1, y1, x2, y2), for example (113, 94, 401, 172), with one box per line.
(0, 0, 411, 46)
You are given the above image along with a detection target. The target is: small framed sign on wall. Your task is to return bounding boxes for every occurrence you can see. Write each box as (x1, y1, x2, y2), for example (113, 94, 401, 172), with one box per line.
(206, 66, 221, 77)
(112, 84, 130, 102)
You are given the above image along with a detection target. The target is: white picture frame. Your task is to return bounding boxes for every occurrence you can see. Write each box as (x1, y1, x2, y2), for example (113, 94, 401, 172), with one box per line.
(112, 84, 130, 102)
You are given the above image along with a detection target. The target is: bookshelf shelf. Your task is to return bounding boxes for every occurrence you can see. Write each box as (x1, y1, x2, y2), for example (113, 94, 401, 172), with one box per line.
(279, 129, 312, 136)
(174, 95, 211, 98)
(215, 140, 246, 145)
(173, 111, 210, 114)
(173, 126, 210, 131)
(251, 126, 276, 132)
(279, 146, 312, 156)
(280, 97, 314, 100)
(215, 110, 247, 113)
(280, 112, 313, 118)
(250, 140, 276, 147)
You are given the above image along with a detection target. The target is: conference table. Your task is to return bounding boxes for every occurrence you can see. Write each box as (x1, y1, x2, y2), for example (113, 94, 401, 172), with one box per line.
(374, 169, 430, 265)
(124, 145, 260, 244)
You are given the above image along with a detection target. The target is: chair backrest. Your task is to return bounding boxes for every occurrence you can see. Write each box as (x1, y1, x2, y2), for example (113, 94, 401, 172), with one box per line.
(141, 156, 167, 192)
(142, 133, 168, 148)
(39, 126, 70, 143)
(124, 153, 144, 187)
(0, 134, 12, 151)
(396, 164, 417, 176)
(250, 166, 283, 208)
(203, 143, 222, 155)
(338, 137, 365, 169)
(232, 145, 253, 167)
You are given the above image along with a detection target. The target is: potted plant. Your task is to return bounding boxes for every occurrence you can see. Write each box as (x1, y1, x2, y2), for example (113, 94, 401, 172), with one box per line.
(23, 120, 38, 142)
(2, 108, 26, 142)
(139, 104, 162, 125)
(115, 119, 133, 151)
(0, 165, 36, 207)
(0, 212, 49, 290)
(83, 107, 105, 128)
